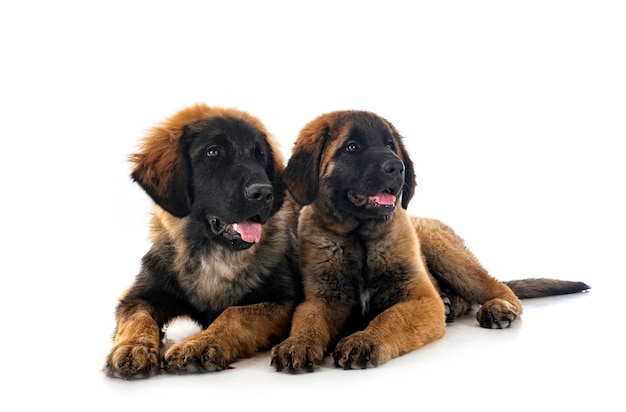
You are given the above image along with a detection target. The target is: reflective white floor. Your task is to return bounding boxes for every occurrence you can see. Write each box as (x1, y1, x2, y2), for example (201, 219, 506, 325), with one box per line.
(86, 287, 617, 411)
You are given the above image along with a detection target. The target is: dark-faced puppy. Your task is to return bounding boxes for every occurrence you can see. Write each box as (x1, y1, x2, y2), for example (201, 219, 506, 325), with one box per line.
(271, 110, 589, 373)
(271, 110, 446, 372)
(104, 103, 301, 379)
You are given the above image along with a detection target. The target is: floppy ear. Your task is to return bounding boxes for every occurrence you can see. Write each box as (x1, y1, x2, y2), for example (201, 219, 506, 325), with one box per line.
(283, 123, 329, 206)
(264, 136, 287, 215)
(129, 126, 192, 218)
(396, 136, 416, 209)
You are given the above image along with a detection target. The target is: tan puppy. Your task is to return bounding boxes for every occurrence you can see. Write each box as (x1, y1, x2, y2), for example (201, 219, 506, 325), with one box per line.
(104, 103, 302, 379)
(271, 110, 589, 373)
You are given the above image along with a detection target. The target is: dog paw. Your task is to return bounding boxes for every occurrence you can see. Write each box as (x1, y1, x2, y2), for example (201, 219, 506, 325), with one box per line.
(443, 295, 452, 317)
(270, 337, 324, 373)
(476, 298, 519, 329)
(442, 293, 472, 323)
(163, 341, 230, 373)
(332, 332, 382, 369)
(104, 342, 161, 379)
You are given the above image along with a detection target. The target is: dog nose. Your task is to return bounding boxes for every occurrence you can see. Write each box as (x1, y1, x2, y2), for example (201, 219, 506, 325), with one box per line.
(245, 183, 274, 203)
(382, 158, 404, 175)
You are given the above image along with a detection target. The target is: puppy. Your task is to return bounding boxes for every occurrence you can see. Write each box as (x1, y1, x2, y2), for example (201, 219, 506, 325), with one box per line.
(104, 103, 301, 379)
(271, 110, 589, 373)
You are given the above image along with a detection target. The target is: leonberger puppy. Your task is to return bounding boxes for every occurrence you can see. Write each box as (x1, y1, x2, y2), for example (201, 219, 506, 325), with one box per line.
(104, 103, 302, 379)
(270, 110, 589, 373)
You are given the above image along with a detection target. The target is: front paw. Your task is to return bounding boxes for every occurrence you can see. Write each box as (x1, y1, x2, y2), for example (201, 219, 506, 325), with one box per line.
(163, 340, 230, 373)
(270, 337, 324, 373)
(104, 341, 161, 379)
(477, 298, 519, 329)
(333, 332, 382, 370)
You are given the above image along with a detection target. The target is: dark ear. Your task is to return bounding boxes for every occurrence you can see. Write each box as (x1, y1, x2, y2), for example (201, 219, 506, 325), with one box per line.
(283, 127, 328, 206)
(270, 176, 287, 215)
(264, 144, 287, 215)
(396, 136, 416, 209)
(129, 129, 192, 217)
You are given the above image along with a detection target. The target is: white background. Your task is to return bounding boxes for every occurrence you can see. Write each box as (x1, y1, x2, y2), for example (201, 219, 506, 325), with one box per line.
(1, 1, 624, 410)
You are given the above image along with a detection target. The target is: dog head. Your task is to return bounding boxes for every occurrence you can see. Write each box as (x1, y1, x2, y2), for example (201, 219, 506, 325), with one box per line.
(129, 103, 286, 250)
(284, 110, 415, 223)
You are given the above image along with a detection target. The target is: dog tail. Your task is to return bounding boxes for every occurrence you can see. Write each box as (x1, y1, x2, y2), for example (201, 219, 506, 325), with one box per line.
(504, 278, 591, 299)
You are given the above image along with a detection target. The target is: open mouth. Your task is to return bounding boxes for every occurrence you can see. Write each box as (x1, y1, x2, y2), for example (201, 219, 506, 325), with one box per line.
(347, 190, 397, 209)
(208, 215, 263, 244)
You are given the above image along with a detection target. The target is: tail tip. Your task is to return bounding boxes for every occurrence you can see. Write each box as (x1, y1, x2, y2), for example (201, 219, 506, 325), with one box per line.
(575, 281, 592, 293)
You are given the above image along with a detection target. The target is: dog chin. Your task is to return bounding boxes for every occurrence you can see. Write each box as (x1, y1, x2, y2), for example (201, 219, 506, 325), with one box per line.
(222, 237, 256, 251)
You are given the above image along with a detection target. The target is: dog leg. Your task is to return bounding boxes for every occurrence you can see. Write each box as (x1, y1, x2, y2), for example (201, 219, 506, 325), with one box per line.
(271, 297, 351, 373)
(413, 216, 523, 328)
(163, 301, 295, 373)
(332, 289, 446, 369)
(104, 305, 162, 379)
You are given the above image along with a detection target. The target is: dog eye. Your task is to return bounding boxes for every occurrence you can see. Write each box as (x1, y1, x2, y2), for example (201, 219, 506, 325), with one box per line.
(385, 141, 396, 151)
(206, 147, 221, 158)
(345, 142, 358, 153)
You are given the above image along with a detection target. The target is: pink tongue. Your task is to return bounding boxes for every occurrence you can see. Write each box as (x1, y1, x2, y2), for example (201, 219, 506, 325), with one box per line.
(369, 192, 396, 205)
(234, 221, 262, 243)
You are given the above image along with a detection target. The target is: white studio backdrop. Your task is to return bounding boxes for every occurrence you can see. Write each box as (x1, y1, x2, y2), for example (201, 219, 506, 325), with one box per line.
(0, 1, 623, 410)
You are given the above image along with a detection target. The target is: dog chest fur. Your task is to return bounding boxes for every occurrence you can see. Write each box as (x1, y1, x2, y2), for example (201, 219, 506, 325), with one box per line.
(173, 206, 295, 312)
(299, 205, 421, 319)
